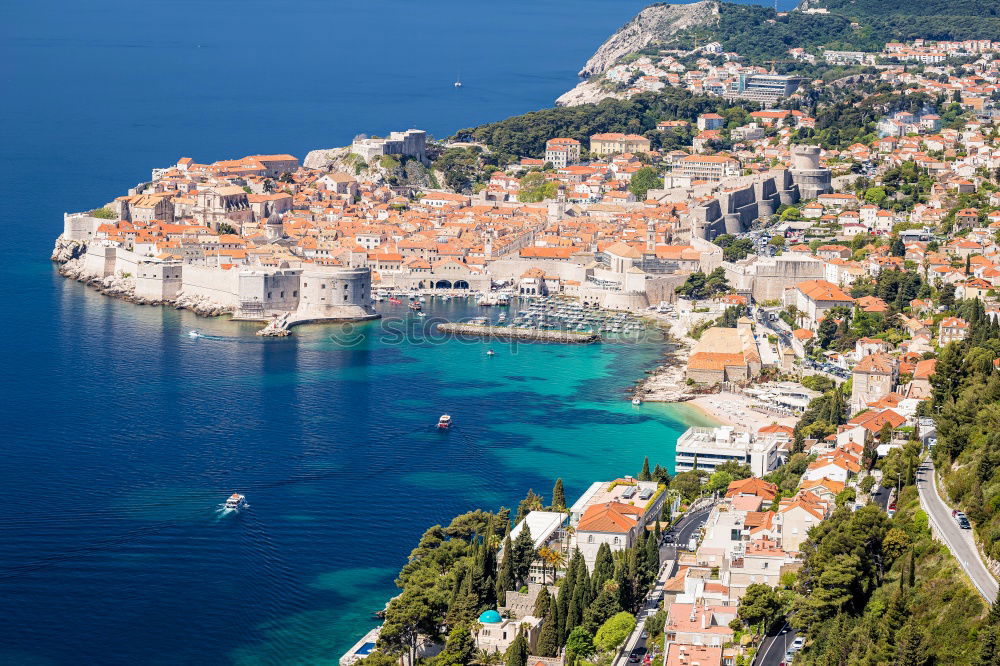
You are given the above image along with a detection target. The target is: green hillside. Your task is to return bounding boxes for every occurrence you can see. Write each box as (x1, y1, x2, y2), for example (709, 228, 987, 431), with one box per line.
(802, 0, 1000, 41)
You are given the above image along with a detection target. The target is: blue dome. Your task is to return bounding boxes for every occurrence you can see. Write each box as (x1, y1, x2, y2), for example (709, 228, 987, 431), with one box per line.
(478, 610, 502, 623)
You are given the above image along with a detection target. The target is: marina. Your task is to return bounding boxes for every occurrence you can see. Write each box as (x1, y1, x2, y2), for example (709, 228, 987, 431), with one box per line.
(436, 322, 600, 343)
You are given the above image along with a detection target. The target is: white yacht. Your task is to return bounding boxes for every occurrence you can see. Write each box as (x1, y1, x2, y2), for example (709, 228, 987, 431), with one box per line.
(225, 493, 247, 510)
(437, 414, 452, 429)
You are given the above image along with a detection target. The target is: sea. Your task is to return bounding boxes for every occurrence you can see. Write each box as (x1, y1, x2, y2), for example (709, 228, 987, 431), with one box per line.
(0, 0, 795, 663)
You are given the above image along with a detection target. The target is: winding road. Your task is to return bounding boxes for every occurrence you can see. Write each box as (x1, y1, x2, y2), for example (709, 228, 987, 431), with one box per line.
(916, 460, 998, 603)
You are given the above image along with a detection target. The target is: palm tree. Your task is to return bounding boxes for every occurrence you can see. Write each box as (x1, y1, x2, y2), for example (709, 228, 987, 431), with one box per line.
(537, 546, 566, 584)
(544, 547, 566, 584)
(475, 648, 503, 665)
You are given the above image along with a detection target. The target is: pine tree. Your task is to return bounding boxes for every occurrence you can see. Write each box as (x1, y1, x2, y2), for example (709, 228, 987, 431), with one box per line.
(515, 490, 543, 524)
(894, 619, 926, 665)
(988, 597, 1000, 625)
(438, 622, 477, 666)
(978, 625, 997, 666)
(552, 478, 566, 510)
(497, 507, 511, 537)
(639, 457, 652, 481)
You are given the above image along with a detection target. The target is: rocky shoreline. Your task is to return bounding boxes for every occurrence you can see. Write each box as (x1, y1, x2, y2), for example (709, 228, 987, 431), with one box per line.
(51, 236, 234, 318)
(630, 338, 695, 403)
(554, 81, 625, 108)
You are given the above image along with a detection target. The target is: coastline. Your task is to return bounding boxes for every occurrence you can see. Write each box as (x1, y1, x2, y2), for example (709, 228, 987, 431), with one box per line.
(52, 236, 235, 317)
(684, 393, 798, 431)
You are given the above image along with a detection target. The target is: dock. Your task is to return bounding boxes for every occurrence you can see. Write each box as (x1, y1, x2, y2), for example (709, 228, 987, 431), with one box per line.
(435, 323, 600, 343)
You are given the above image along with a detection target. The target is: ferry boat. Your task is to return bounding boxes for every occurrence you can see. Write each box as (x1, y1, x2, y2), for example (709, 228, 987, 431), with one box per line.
(388, 297, 402, 305)
(225, 493, 247, 510)
(409, 302, 422, 311)
(437, 414, 452, 429)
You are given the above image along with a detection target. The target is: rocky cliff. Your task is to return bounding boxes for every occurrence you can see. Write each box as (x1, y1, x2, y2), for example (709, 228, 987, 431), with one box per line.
(555, 80, 627, 107)
(577, 1, 721, 78)
(303, 146, 435, 189)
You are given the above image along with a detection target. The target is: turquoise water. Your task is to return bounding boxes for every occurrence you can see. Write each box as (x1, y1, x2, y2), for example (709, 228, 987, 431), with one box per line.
(1, 287, 714, 664)
(1, 0, 788, 661)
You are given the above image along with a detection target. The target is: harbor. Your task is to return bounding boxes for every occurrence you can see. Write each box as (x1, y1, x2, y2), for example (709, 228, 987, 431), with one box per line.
(435, 322, 600, 343)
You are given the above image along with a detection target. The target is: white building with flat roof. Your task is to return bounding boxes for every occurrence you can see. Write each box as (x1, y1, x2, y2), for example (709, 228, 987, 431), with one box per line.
(675, 426, 781, 477)
(568, 478, 666, 569)
(506, 510, 569, 584)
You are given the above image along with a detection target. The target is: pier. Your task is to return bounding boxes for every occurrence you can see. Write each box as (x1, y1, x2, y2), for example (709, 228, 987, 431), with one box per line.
(435, 323, 600, 343)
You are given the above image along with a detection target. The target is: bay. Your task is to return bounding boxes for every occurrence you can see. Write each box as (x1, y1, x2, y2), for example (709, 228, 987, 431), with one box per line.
(0, 0, 789, 662)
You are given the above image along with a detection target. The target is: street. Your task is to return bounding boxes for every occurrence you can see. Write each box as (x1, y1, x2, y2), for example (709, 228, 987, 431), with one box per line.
(659, 502, 713, 563)
(870, 482, 891, 512)
(755, 623, 798, 666)
(916, 460, 998, 602)
(614, 501, 715, 666)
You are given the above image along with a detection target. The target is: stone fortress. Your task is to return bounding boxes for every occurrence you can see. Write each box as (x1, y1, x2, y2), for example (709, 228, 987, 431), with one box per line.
(59, 213, 378, 328)
(688, 145, 832, 240)
(350, 129, 428, 164)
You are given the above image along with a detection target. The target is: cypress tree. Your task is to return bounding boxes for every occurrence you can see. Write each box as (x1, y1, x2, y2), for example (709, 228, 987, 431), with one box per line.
(908, 548, 916, 588)
(639, 457, 652, 481)
(552, 478, 566, 510)
(645, 527, 660, 573)
(512, 525, 534, 589)
(566, 579, 586, 634)
(574, 552, 591, 607)
(495, 535, 514, 603)
(537, 605, 560, 658)
(533, 586, 551, 618)
(591, 543, 614, 597)
(504, 630, 528, 666)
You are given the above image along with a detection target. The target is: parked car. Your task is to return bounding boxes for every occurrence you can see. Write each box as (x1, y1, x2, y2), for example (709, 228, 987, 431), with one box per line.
(792, 637, 805, 651)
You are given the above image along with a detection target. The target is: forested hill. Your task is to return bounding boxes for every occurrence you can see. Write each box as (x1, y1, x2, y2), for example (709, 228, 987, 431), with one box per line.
(797, 0, 1000, 41)
(664, 1, 1000, 64)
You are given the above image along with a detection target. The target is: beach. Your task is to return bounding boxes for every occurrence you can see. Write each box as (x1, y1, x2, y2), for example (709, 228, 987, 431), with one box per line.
(684, 392, 798, 432)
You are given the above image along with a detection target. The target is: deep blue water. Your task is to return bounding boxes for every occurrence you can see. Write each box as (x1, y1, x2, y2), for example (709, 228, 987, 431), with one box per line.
(1, 0, 792, 663)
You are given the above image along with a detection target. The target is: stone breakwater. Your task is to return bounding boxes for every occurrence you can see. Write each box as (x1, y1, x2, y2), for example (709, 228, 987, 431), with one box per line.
(51, 236, 233, 318)
(436, 323, 600, 343)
